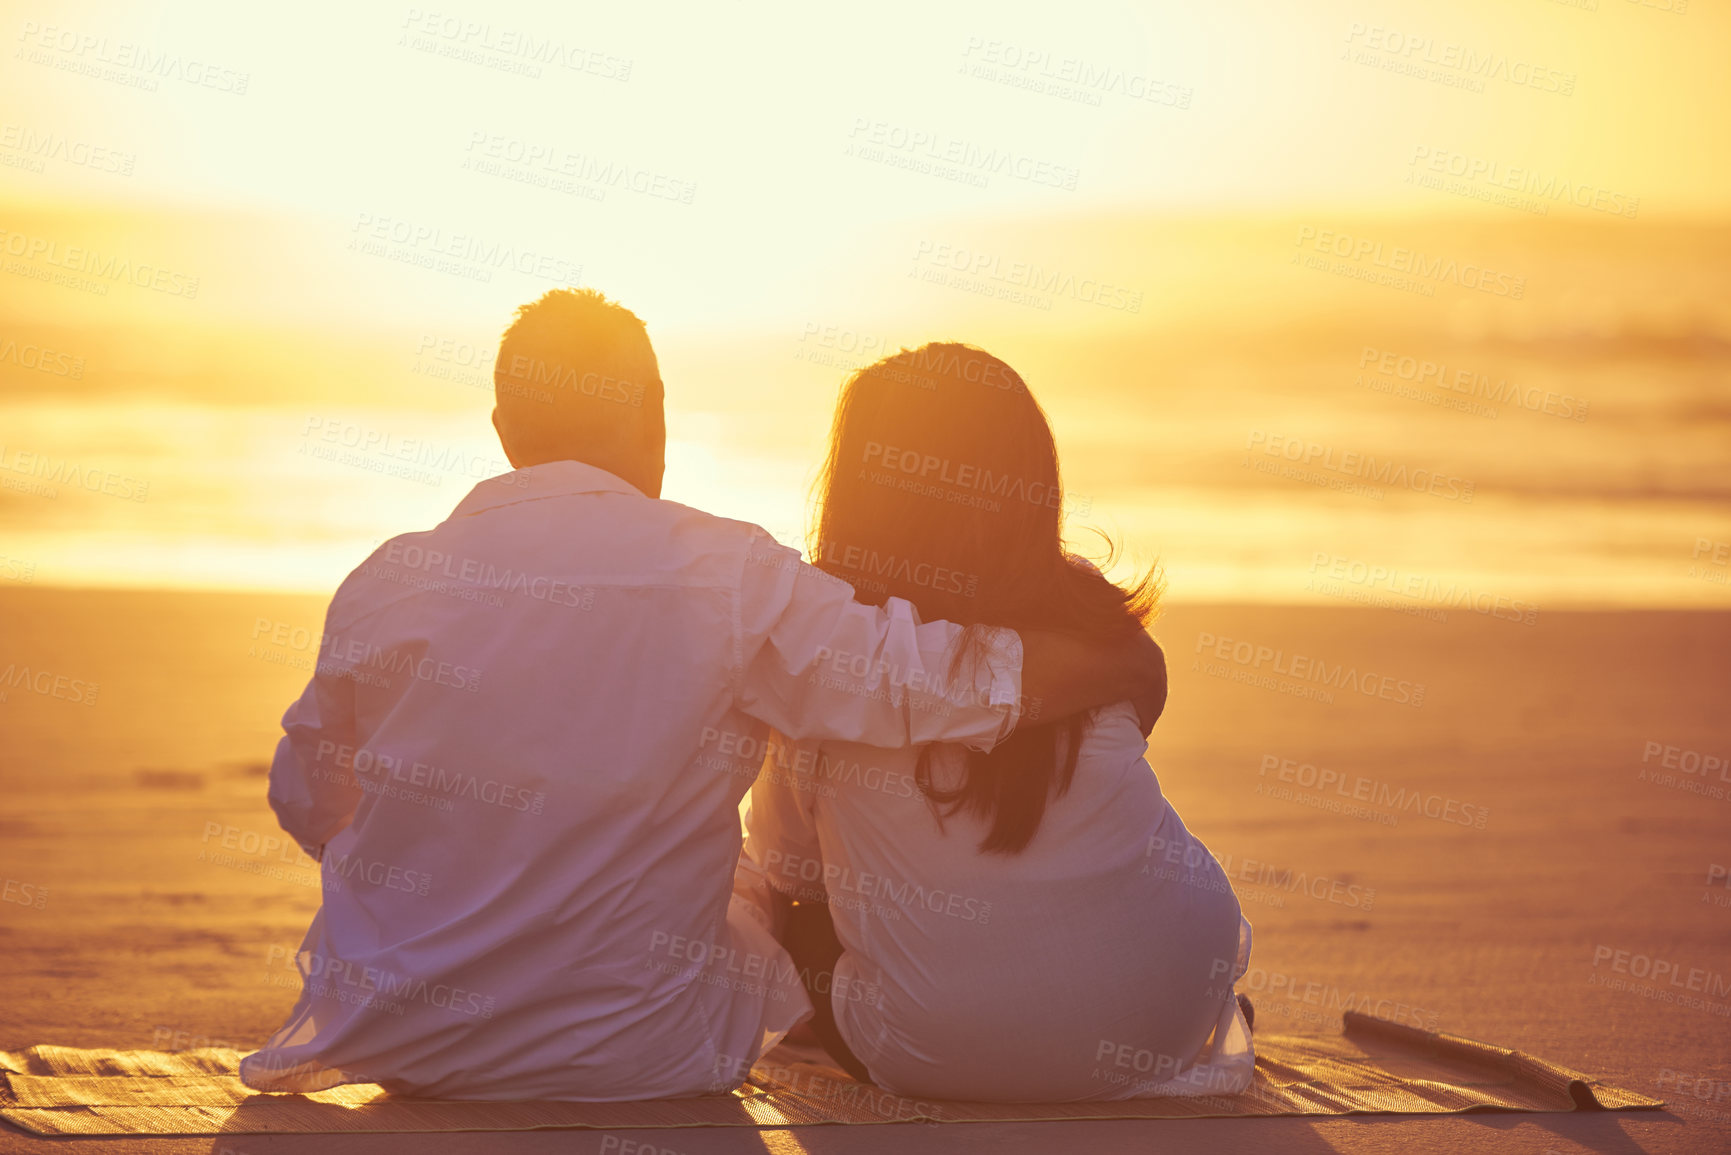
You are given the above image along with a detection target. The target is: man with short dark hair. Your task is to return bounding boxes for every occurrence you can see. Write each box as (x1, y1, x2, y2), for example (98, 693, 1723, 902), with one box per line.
(489, 287, 665, 491)
(241, 288, 1164, 1100)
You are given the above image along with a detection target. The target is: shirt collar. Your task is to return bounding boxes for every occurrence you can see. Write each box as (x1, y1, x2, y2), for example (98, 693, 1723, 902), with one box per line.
(449, 459, 645, 520)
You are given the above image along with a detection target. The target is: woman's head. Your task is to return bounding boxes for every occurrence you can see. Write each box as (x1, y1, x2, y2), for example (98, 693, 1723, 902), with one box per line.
(812, 343, 1063, 628)
(810, 342, 1160, 852)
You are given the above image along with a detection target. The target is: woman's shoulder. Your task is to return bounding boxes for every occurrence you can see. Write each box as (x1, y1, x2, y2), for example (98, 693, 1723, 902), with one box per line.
(1067, 701, 1158, 791)
(1080, 700, 1147, 751)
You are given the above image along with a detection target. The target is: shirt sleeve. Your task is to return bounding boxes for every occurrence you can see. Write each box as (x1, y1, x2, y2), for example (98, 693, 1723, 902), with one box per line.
(744, 733, 827, 903)
(267, 617, 364, 861)
(734, 531, 1023, 752)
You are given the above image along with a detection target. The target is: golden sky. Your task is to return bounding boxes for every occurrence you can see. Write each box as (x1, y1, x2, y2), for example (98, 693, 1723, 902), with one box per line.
(2, 0, 1728, 603)
(6, 0, 1729, 325)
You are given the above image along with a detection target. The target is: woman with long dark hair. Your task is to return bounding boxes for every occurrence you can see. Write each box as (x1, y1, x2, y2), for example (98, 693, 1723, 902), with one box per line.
(744, 343, 1253, 1101)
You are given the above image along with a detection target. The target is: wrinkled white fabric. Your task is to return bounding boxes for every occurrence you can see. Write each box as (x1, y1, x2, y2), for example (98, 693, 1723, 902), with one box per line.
(240, 460, 1023, 1100)
(746, 701, 1255, 1102)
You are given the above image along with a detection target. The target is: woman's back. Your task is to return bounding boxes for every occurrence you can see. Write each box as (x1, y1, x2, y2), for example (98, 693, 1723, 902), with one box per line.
(768, 340, 1253, 1099)
(747, 702, 1250, 1102)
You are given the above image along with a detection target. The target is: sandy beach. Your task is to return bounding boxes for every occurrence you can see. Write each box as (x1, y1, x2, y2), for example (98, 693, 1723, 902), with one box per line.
(1, 588, 1725, 1154)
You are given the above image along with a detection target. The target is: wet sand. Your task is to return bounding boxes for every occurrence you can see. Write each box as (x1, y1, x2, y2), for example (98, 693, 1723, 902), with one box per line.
(0, 589, 1727, 1154)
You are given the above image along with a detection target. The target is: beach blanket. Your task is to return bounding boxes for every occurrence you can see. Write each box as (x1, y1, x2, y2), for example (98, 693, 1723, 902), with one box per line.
(0, 1012, 1661, 1136)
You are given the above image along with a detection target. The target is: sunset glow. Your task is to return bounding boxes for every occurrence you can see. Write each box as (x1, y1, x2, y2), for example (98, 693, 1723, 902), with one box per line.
(3, 0, 1728, 604)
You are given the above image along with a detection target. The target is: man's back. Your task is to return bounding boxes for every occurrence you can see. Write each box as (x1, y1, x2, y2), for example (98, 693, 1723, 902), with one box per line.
(242, 461, 813, 1098)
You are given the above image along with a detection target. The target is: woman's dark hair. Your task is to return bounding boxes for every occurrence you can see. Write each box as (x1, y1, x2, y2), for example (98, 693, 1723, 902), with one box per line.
(809, 342, 1161, 854)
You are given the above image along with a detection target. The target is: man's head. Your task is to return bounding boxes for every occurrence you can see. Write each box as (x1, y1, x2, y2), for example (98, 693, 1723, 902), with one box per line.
(492, 288, 666, 497)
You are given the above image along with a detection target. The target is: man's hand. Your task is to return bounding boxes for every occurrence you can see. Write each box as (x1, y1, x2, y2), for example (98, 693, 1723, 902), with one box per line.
(1126, 632, 1167, 736)
(1018, 628, 1167, 733)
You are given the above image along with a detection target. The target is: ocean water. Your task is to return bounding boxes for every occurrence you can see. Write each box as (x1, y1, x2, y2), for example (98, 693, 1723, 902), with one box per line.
(2, 214, 1728, 606)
